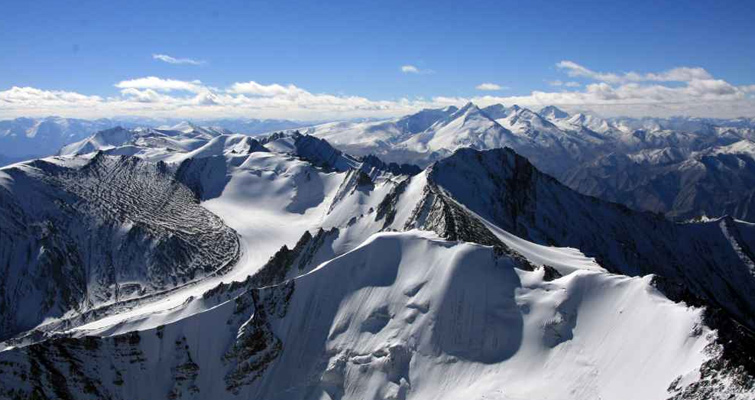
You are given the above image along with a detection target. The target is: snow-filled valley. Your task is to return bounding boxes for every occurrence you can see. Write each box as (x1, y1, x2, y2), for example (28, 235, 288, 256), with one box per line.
(0, 118, 753, 399)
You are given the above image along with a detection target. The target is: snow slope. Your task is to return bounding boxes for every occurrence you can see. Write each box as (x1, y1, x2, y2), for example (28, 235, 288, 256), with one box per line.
(0, 126, 753, 399)
(0, 231, 725, 400)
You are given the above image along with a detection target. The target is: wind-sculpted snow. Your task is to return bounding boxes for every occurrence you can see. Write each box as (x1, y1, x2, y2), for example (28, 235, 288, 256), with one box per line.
(0, 232, 745, 400)
(0, 153, 239, 341)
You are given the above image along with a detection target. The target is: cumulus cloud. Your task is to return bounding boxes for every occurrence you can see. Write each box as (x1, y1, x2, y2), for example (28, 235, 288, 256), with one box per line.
(476, 83, 506, 91)
(115, 77, 204, 93)
(153, 54, 205, 65)
(1, 61, 754, 120)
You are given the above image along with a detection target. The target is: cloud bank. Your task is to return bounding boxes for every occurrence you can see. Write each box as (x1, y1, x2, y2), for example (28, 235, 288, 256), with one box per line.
(1, 61, 754, 120)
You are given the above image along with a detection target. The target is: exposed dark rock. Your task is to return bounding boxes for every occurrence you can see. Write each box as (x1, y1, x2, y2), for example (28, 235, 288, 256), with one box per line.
(541, 265, 563, 281)
(360, 154, 421, 176)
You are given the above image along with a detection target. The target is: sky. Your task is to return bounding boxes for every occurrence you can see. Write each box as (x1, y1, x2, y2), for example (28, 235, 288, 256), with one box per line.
(1, 0, 754, 120)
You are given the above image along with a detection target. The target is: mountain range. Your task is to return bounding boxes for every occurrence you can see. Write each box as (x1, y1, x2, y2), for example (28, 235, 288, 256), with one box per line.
(6, 107, 755, 225)
(304, 103, 755, 222)
(0, 117, 307, 166)
(0, 123, 752, 399)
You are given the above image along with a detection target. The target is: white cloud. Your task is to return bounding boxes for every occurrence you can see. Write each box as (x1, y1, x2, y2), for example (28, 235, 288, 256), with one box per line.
(476, 83, 506, 91)
(401, 65, 434, 74)
(227, 81, 307, 97)
(401, 65, 419, 73)
(1, 61, 754, 120)
(153, 54, 205, 65)
(119, 88, 166, 103)
(115, 77, 204, 93)
(556, 60, 713, 84)
(0, 86, 102, 104)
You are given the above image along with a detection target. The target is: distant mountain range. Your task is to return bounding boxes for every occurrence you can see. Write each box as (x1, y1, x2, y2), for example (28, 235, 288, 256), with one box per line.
(303, 104, 755, 222)
(0, 117, 308, 165)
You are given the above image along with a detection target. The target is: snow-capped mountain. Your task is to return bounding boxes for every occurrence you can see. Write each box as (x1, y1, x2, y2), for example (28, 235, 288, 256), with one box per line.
(305, 103, 592, 174)
(0, 126, 752, 399)
(302, 104, 755, 223)
(194, 118, 308, 135)
(0, 117, 138, 165)
(0, 117, 308, 167)
(58, 123, 230, 158)
(539, 105, 570, 120)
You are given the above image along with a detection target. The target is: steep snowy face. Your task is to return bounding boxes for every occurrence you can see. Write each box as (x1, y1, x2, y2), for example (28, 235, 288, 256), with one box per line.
(0, 153, 239, 341)
(0, 232, 724, 400)
(395, 105, 459, 134)
(427, 148, 755, 330)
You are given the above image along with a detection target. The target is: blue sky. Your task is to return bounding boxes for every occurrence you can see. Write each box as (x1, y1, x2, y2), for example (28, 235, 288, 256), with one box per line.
(1, 0, 754, 119)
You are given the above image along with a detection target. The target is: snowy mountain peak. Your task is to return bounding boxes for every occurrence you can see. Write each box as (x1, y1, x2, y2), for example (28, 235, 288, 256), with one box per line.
(454, 101, 481, 116)
(479, 103, 508, 119)
(396, 106, 461, 134)
(567, 112, 613, 133)
(539, 105, 570, 120)
(168, 120, 199, 132)
(163, 121, 230, 139)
